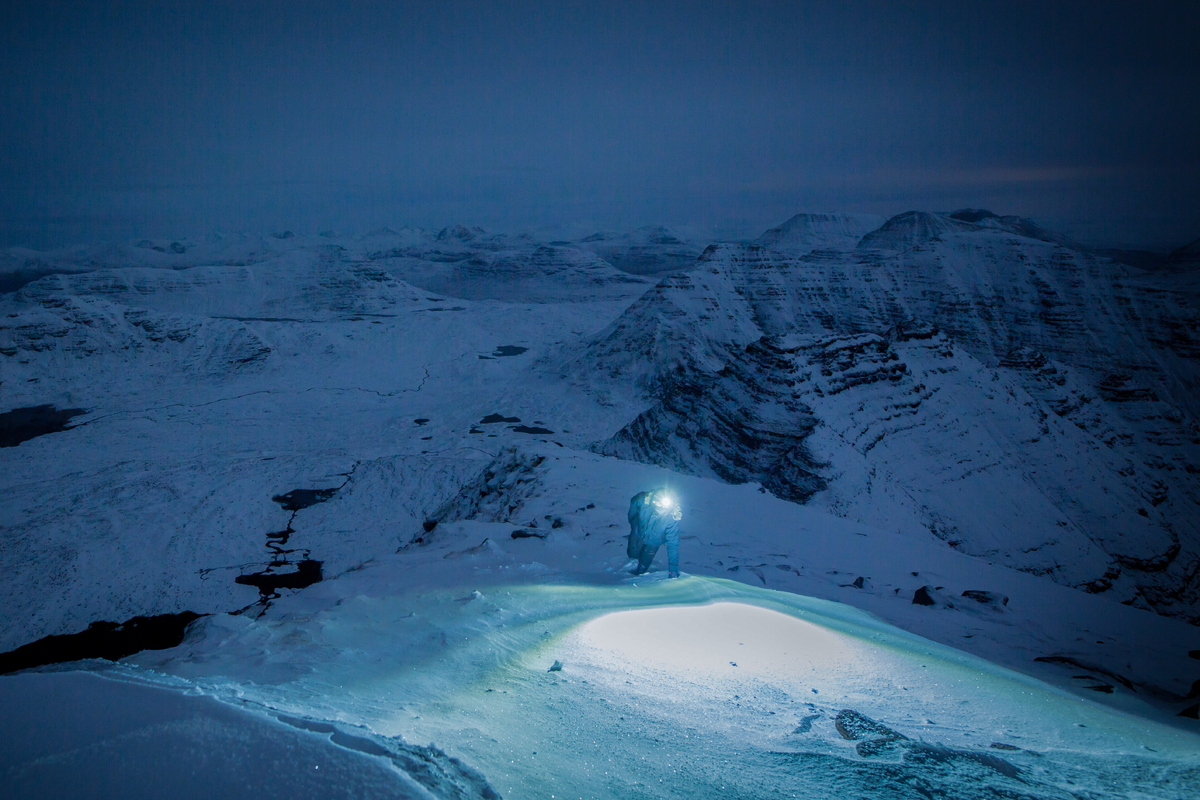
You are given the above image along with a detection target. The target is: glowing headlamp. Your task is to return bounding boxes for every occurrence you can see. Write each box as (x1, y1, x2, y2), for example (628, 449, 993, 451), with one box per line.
(654, 494, 674, 509)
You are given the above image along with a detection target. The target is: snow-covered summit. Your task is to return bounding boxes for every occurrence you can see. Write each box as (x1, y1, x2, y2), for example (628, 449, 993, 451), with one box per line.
(856, 210, 980, 251)
(754, 212, 885, 253)
(947, 208, 1082, 248)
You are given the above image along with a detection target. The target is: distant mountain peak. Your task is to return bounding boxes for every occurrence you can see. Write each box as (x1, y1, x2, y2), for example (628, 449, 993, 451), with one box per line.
(436, 225, 487, 243)
(756, 212, 885, 253)
(857, 211, 974, 250)
(948, 209, 999, 223)
(1166, 237, 1200, 267)
(858, 209, 1080, 252)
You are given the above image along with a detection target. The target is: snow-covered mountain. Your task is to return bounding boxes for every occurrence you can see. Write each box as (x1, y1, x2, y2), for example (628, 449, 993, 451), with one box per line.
(755, 212, 886, 253)
(2, 212, 1199, 797)
(574, 224, 706, 275)
(561, 211, 1200, 621)
(0, 227, 651, 303)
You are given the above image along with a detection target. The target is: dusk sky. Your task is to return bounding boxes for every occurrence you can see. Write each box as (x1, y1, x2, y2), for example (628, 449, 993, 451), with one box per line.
(2, 0, 1197, 249)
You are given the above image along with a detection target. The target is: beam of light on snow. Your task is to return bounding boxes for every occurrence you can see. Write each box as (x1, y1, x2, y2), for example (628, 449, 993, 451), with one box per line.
(107, 581, 1200, 799)
(573, 601, 853, 685)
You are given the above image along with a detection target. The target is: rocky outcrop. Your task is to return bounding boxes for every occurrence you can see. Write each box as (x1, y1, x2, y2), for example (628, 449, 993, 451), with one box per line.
(596, 338, 826, 503)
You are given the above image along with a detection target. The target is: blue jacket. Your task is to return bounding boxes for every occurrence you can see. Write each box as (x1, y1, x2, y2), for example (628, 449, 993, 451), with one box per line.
(628, 492, 681, 574)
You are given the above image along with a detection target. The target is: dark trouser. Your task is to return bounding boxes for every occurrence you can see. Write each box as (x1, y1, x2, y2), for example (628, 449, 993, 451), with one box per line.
(629, 537, 658, 574)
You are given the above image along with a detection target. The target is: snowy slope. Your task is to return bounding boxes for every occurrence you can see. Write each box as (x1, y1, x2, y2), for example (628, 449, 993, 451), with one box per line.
(0, 670, 495, 800)
(2, 215, 1199, 797)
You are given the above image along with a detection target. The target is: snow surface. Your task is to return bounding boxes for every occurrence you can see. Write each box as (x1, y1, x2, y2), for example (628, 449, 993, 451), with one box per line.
(0, 671, 451, 799)
(2, 213, 1199, 797)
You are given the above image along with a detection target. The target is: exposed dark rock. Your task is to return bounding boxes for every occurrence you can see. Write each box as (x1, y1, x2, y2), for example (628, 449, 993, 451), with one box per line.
(833, 709, 1017, 777)
(595, 337, 826, 504)
(1179, 704, 1199, 719)
(890, 318, 939, 341)
(1113, 541, 1181, 573)
(1097, 373, 1157, 403)
(425, 448, 546, 526)
(834, 709, 903, 741)
(492, 345, 528, 357)
(1079, 567, 1121, 594)
(999, 345, 1047, 370)
(511, 529, 547, 539)
(855, 737, 904, 757)
(170, 241, 187, 253)
(912, 586, 941, 606)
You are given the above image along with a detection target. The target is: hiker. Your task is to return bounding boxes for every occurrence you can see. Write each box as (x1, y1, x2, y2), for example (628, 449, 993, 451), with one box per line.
(626, 488, 682, 577)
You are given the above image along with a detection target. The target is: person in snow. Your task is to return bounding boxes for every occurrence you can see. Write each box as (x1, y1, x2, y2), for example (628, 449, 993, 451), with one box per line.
(626, 488, 682, 577)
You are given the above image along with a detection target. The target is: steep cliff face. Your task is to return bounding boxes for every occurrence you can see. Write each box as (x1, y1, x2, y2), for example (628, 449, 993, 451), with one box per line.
(596, 337, 826, 503)
(569, 212, 1200, 620)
